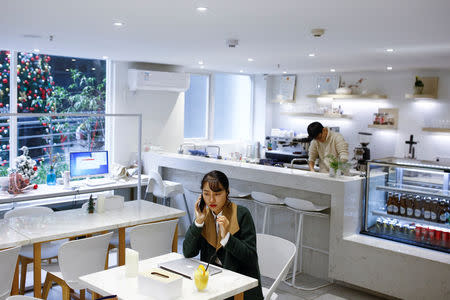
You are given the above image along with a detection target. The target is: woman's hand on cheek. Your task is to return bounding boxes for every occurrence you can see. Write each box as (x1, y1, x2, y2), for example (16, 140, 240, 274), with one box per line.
(217, 215, 230, 239)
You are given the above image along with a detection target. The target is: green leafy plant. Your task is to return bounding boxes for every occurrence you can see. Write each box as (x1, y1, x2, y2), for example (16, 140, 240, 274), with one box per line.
(326, 154, 340, 171)
(415, 76, 424, 87)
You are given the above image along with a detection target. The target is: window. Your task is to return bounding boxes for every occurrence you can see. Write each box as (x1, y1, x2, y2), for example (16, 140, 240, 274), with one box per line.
(0, 50, 107, 184)
(184, 74, 208, 139)
(213, 74, 252, 140)
(184, 73, 252, 141)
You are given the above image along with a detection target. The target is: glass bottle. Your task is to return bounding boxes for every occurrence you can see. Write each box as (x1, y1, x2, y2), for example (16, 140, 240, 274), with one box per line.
(46, 166, 56, 186)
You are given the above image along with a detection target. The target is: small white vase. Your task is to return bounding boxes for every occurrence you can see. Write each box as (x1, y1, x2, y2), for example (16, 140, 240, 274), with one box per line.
(336, 169, 342, 176)
(335, 87, 352, 95)
(329, 168, 336, 177)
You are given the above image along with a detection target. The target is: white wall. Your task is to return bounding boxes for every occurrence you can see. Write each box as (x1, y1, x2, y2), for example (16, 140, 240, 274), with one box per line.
(111, 61, 185, 165)
(261, 70, 450, 161)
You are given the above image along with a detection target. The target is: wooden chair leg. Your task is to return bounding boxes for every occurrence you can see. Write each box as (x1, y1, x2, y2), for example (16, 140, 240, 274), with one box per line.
(62, 284, 71, 300)
(91, 291, 99, 300)
(19, 256, 31, 295)
(42, 275, 52, 300)
(80, 289, 86, 300)
(11, 256, 20, 295)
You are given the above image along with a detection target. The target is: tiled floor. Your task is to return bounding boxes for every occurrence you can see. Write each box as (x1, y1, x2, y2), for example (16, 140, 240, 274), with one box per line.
(23, 237, 386, 300)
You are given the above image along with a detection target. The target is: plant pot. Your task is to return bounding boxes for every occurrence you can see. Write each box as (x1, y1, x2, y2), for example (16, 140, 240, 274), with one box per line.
(335, 87, 352, 95)
(414, 86, 424, 94)
(336, 169, 342, 176)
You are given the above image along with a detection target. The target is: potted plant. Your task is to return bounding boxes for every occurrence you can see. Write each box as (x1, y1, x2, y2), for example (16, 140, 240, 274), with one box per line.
(336, 78, 365, 95)
(414, 76, 424, 94)
(326, 154, 340, 177)
(87, 194, 95, 214)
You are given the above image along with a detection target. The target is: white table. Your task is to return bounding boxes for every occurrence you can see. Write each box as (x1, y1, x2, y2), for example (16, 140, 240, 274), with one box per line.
(5, 200, 185, 298)
(0, 176, 149, 204)
(80, 252, 258, 300)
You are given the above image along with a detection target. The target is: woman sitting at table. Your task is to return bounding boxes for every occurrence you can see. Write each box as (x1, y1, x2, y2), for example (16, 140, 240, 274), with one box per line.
(183, 170, 263, 300)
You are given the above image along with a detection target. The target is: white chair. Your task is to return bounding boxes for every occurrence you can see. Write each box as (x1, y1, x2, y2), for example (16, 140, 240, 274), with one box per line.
(283, 197, 331, 290)
(257, 234, 296, 300)
(251, 192, 285, 234)
(146, 171, 192, 224)
(42, 232, 113, 300)
(4, 206, 63, 294)
(0, 246, 21, 300)
(7, 296, 40, 300)
(130, 219, 178, 260)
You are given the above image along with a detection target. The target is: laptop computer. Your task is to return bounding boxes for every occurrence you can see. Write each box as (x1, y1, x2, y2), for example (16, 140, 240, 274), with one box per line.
(158, 258, 223, 279)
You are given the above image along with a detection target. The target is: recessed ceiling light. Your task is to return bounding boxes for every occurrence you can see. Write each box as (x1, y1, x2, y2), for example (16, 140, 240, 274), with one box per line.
(247, 58, 254, 62)
(102, 56, 108, 59)
(65, 68, 70, 72)
(200, 66, 205, 69)
(198, 61, 204, 65)
(92, 68, 96, 71)
(240, 70, 244, 73)
(113, 21, 124, 27)
(32, 49, 39, 53)
(308, 53, 315, 57)
(387, 66, 393, 70)
(283, 71, 287, 74)
(330, 68, 336, 72)
(196, 7, 208, 12)
(71, 58, 76, 62)
(385, 48, 394, 52)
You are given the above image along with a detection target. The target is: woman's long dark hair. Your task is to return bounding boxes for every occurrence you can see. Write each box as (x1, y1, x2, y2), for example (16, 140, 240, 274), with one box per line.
(201, 170, 229, 194)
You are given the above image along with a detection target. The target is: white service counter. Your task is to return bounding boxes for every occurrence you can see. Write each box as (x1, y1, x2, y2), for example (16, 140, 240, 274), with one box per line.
(144, 151, 450, 300)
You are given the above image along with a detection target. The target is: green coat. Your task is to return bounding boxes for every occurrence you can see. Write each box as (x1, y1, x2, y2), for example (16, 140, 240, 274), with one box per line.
(183, 205, 264, 300)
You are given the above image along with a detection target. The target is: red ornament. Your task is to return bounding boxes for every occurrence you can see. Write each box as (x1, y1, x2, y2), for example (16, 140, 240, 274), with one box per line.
(43, 147, 47, 152)
(33, 166, 37, 171)
(6, 145, 9, 149)
(2, 78, 7, 84)
(33, 184, 38, 189)
(0, 103, 3, 108)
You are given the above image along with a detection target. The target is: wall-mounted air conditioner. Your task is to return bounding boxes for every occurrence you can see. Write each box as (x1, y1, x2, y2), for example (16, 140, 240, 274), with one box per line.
(128, 69, 190, 92)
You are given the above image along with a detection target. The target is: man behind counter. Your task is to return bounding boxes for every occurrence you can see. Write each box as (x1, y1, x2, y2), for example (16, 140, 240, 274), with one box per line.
(307, 122, 349, 173)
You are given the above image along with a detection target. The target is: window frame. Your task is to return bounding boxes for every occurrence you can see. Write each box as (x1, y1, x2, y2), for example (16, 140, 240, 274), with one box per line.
(184, 72, 255, 143)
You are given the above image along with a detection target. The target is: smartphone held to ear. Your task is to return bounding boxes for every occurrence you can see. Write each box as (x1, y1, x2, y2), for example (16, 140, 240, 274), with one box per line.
(199, 195, 206, 212)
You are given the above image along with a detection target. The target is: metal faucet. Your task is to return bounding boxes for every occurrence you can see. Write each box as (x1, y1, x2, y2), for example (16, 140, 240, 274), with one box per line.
(206, 145, 221, 158)
(177, 143, 196, 154)
(290, 158, 305, 169)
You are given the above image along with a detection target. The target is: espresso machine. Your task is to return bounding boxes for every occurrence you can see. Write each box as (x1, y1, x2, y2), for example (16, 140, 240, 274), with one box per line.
(354, 132, 372, 172)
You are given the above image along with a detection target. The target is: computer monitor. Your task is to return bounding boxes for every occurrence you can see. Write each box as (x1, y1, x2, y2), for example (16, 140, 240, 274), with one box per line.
(69, 151, 109, 178)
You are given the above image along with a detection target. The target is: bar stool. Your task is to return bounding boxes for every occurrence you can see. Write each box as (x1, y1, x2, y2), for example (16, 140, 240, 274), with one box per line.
(251, 192, 285, 234)
(146, 171, 192, 225)
(283, 197, 331, 291)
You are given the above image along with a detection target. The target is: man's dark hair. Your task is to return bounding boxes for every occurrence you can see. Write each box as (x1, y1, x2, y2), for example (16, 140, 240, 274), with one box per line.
(307, 122, 324, 140)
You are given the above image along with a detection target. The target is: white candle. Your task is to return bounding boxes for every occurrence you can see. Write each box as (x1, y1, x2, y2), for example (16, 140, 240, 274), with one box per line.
(125, 248, 139, 277)
(97, 194, 105, 213)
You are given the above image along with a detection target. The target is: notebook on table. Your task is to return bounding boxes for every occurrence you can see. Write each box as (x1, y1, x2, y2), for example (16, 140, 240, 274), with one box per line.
(158, 258, 222, 279)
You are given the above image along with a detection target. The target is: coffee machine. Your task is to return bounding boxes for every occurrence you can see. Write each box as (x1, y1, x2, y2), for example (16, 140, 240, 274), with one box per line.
(354, 132, 372, 172)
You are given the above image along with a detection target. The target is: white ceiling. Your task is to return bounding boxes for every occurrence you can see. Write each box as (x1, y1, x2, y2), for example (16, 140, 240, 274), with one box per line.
(2, 0, 450, 74)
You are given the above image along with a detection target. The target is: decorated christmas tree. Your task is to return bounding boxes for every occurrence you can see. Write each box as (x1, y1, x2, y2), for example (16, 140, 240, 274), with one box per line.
(0, 50, 11, 169)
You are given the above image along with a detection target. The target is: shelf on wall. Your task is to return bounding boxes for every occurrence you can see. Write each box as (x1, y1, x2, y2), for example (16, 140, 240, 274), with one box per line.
(422, 127, 450, 133)
(371, 210, 450, 230)
(368, 125, 397, 129)
(307, 94, 387, 99)
(280, 111, 352, 119)
(405, 77, 439, 99)
(271, 99, 295, 104)
(405, 94, 437, 100)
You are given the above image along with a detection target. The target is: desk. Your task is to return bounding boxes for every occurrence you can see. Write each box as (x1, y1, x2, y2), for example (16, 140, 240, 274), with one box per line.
(0, 176, 149, 204)
(80, 252, 258, 300)
(5, 200, 185, 298)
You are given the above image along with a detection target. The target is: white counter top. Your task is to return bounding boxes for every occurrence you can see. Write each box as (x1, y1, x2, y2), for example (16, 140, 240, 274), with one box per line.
(0, 219, 30, 249)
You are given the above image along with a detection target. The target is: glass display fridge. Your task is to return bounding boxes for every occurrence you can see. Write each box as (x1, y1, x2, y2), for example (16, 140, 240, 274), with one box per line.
(362, 157, 450, 253)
